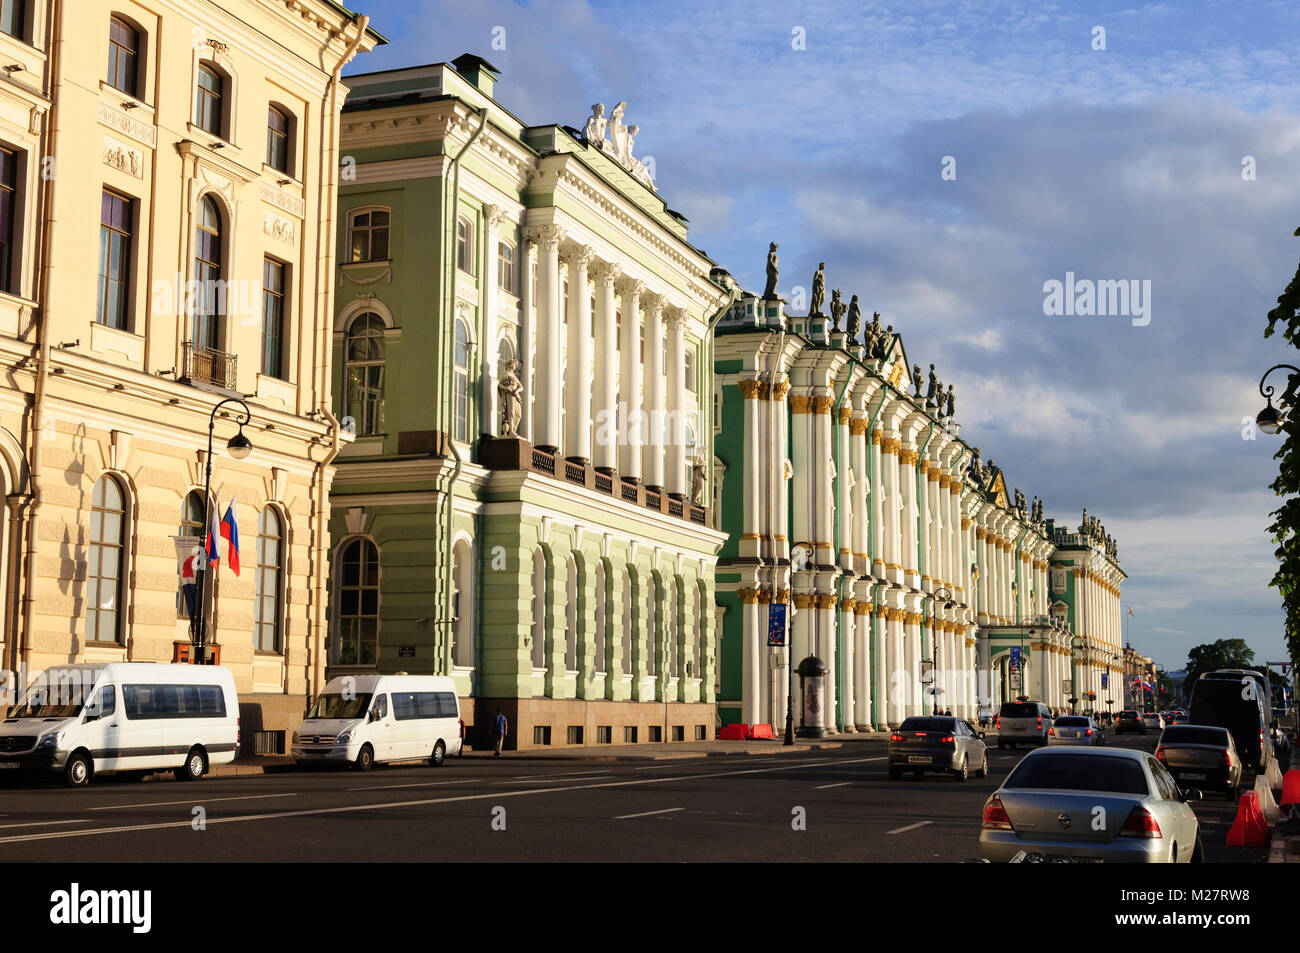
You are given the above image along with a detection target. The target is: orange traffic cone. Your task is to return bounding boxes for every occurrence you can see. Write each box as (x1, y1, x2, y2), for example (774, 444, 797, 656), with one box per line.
(1227, 792, 1271, 848)
(1280, 769, 1300, 807)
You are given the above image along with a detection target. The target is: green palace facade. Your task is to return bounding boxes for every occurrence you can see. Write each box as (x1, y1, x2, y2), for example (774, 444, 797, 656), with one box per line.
(325, 55, 728, 748)
(711, 274, 1127, 731)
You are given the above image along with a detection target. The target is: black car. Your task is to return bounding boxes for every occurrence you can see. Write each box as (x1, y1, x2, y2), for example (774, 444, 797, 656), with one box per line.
(889, 716, 988, 781)
(1114, 710, 1145, 734)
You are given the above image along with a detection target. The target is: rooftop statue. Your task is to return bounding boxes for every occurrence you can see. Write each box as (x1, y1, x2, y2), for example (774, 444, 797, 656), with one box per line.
(846, 294, 861, 341)
(926, 364, 939, 403)
(811, 263, 826, 318)
(763, 242, 779, 299)
(829, 289, 846, 333)
(912, 363, 923, 398)
(944, 383, 955, 418)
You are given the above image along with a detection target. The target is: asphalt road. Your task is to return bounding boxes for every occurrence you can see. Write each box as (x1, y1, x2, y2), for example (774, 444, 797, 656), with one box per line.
(0, 733, 1267, 862)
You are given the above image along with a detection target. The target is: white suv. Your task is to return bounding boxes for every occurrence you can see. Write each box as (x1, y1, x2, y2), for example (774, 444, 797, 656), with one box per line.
(996, 701, 1054, 749)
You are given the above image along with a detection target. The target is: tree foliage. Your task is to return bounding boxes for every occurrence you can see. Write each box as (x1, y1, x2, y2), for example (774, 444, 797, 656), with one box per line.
(1261, 229, 1300, 667)
(1184, 638, 1256, 687)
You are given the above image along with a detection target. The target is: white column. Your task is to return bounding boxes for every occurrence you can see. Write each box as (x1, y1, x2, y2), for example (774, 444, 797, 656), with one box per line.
(665, 308, 687, 496)
(851, 418, 868, 573)
(617, 278, 644, 480)
(527, 223, 565, 452)
(591, 261, 620, 471)
(741, 593, 761, 725)
(563, 245, 593, 463)
(854, 601, 871, 730)
(518, 236, 536, 440)
(643, 292, 665, 490)
(840, 601, 855, 731)
(870, 429, 885, 578)
(481, 206, 508, 437)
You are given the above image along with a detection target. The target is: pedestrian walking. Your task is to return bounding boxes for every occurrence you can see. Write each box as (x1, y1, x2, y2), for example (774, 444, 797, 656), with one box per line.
(491, 707, 508, 757)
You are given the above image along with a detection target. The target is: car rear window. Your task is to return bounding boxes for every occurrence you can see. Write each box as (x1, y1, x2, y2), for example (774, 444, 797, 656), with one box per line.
(1004, 753, 1148, 794)
(1054, 717, 1089, 727)
(1000, 703, 1038, 718)
(898, 717, 956, 732)
(1161, 726, 1229, 746)
(1119, 711, 1138, 718)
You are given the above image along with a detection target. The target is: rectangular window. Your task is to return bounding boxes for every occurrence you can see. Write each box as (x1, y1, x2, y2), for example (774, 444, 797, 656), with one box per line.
(596, 725, 612, 744)
(266, 107, 290, 173)
(107, 18, 139, 97)
(671, 725, 685, 742)
(97, 190, 132, 330)
(0, 146, 17, 294)
(533, 725, 551, 746)
(623, 726, 637, 743)
(566, 725, 583, 745)
(456, 218, 473, 273)
(497, 241, 514, 292)
(348, 209, 389, 263)
(647, 725, 662, 743)
(261, 258, 285, 378)
(196, 65, 223, 137)
(0, 0, 23, 40)
(695, 725, 707, 741)
(122, 684, 227, 720)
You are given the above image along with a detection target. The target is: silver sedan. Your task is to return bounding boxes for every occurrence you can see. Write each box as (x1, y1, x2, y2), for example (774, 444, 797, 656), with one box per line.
(978, 747, 1204, 863)
(1049, 715, 1106, 746)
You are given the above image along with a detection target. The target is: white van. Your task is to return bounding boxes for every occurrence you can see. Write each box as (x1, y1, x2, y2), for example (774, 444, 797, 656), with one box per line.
(0, 662, 239, 787)
(292, 675, 462, 770)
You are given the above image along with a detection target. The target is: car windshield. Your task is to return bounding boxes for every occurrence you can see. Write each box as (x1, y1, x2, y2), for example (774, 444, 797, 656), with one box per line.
(1000, 703, 1038, 718)
(1055, 717, 1089, 727)
(898, 717, 955, 732)
(1004, 753, 1149, 794)
(305, 692, 372, 720)
(9, 670, 95, 718)
(1161, 726, 1230, 747)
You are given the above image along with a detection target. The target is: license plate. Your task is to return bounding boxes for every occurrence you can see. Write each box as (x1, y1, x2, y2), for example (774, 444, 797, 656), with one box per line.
(907, 756, 931, 764)
(0, 762, 18, 769)
(1061, 731, 1077, 738)
(1181, 772, 1206, 780)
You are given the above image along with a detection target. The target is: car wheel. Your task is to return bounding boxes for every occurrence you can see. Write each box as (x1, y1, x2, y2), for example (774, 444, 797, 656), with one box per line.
(1191, 836, 1205, 864)
(64, 751, 92, 788)
(953, 758, 968, 782)
(430, 740, 446, 767)
(888, 766, 903, 780)
(975, 753, 989, 779)
(355, 744, 374, 771)
(174, 747, 206, 782)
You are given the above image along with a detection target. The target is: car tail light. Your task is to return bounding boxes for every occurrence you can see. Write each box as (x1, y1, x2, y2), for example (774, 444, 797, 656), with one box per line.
(1120, 805, 1162, 838)
(982, 796, 1013, 831)
(1036, 717, 1043, 729)
(890, 733, 903, 742)
(1048, 727, 1055, 736)
(939, 735, 955, 743)
(915, 732, 927, 737)
(995, 716, 1000, 729)
(236, 716, 241, 751)
(1085, 729, 1093, 736)
(1155, 745, 1166, 762)
(1221, 750, 1232, 768)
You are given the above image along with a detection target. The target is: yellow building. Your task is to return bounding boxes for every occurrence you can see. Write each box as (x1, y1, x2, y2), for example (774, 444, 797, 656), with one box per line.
(0, 0, 381, 750)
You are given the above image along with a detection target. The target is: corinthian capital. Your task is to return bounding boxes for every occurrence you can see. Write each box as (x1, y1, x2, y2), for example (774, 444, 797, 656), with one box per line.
(562, 244, 593, 269)
(523, 223, 566, 251)
(589, 260, 621, 286)
(483, 204, 510, 229)
(615, 276, 645, 298)
(663, 305, 687, 330)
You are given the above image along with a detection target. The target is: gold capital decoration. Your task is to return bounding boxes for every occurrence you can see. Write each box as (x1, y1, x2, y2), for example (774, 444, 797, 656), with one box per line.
(773, 589, 790, 604)
(919, 460, 930, 475)
(965, 638, 976, 648)
(738, 380, 762, 399)
(790, 394, 812, 414)
(949, 482, 960, 495)
(738, 588, 762, 604)
(793, 593, 816, 609)
(773, 380, 790, 400)
(1071, 568, 1083, 577)
(939, 474, 952, 489)
(758, 589, 772, 604)
(840, 597, 857, 613)
(961, 518, 972, 530)
(928, 469, 942, 484)
(855, 601, 873, 616)
(816, 593, 838, 609)
(849, 417, 868, 435)
(838, 405, 852, 424)
(975, 528, 987, 540)
(882, 437, 901, 455)
(900, 448, 919, 465)
(870, 429, 883, 445)
(875, 603, 889, 617)
(813, 395, 835, 415)
(757, 382, 771, 401)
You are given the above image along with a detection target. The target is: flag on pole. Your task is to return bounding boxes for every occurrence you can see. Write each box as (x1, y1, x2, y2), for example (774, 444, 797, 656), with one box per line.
(220, 496, 240, 576)
(181, 550, 199, 621)
(206, 503, 221, 567)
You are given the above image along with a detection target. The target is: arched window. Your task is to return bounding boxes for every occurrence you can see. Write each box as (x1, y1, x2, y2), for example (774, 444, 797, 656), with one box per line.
(335, 538, 379, 666)
(87, 476, 127, 644)
(266, 105, 291, 175)
(344, 313, 386, 435)
(195, 63, 225, 138)
(453, 318, 470, 442)
(456, 216, 474, 274)
(177, 490, 205, 618)
(192, 195, 222, 347)
(593, 561, 607, 675)
(496, 335, 515, 378)
(254, 508, 283, 653)
(530, 549, 546, 670)
(107, 16, 141, 98)
(564, 555, 578, 673)
(347, 208, 389, 263)
(452, 539, 474, 668)
(497, 240, 514, 292)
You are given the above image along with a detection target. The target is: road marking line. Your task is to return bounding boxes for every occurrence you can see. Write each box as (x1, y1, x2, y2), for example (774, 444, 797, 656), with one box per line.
(512, 770, 613, 780)
(89, 793, 298, 811)
(511, 775, 609, 784)
(887, 820, 933, 835)
(815, 781, 852, 789)
(0, 755, 881, 845)
(347, 779, 486, 792)
(0, 819, 93, 830)
(614, 807, 684, 820)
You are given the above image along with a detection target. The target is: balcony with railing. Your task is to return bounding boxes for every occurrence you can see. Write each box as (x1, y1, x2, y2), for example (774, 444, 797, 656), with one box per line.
(181, 341, 237, 391)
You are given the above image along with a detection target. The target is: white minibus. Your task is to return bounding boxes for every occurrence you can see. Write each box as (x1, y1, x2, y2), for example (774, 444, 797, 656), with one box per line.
(0, 662, 239, 786)
(292, 674, 462, 770)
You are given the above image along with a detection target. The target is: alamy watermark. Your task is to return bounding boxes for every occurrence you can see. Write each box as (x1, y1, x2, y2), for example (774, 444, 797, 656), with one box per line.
(1042, 272, 1151, 327)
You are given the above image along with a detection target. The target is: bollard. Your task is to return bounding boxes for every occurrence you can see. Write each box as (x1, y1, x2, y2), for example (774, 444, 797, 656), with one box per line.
(1256, 775, 1281, 826)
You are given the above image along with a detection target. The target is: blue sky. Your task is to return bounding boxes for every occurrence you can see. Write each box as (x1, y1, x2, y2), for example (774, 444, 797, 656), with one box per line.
(349, 0, 1300, 670)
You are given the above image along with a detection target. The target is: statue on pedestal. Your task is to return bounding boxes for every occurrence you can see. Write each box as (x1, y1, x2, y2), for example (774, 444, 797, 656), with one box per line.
(912, 363, 923, 398)
(846, 295, 861, 341)
(944, 383, 955, 418)
(829, 289, 846, 333)
(690, 458, 706, 505)
(762, 242, 779, 299)
(498, 360, 523, 437)
(811, 263, 826, 318)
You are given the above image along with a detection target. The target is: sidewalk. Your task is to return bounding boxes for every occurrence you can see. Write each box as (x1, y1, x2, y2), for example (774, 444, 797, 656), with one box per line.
(207, 732, 885, 777)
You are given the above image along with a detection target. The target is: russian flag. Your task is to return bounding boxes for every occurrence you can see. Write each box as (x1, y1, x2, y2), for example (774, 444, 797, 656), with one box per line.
(220, 496, 240, 577)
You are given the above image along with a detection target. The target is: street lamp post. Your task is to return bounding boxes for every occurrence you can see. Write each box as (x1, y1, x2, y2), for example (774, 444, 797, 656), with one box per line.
(1256, 364, 1300, 434)
(926, 587, 954, 715)
(192, 398, 253, 663)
